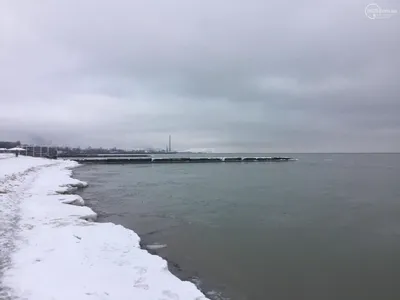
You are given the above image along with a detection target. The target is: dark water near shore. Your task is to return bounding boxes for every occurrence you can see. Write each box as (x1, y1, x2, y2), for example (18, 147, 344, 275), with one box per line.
(74, 153, 400, 300)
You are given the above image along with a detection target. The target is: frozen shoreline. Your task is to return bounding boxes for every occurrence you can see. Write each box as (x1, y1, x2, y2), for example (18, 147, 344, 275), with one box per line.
(1, 156, 209, 300)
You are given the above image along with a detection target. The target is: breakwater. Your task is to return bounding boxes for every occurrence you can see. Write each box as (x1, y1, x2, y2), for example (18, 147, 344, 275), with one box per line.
(67, 156, 294, 164)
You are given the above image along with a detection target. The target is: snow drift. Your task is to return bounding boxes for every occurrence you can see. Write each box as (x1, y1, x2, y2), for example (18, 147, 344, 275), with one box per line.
(1, 156, 209, 300)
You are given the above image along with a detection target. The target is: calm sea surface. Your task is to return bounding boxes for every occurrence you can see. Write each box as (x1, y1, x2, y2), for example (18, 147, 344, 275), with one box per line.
(74, 153, 400, 300)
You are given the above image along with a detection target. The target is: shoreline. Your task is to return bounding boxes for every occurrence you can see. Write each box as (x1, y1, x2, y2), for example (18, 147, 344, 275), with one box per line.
(72, 166, 225, 300)
(2, 157, 210, 300)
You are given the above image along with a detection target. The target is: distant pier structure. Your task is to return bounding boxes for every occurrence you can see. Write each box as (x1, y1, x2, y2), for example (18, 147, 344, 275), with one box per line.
(66, 156, 295, 164)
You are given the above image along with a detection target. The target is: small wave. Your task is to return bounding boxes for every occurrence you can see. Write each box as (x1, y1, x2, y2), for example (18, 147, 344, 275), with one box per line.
(146, 243, 167, 250)
(206, 290, 231, 300)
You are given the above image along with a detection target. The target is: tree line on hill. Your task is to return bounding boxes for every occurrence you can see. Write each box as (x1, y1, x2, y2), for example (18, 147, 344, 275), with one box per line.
(57, 146, 174, 156)
(0, 141, 21, 149)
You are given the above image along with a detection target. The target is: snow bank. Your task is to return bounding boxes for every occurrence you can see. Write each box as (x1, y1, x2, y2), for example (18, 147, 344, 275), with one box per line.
(0, 153, 14, 160)
(0, 156, 53, 182)
(2, 157, 209, 300)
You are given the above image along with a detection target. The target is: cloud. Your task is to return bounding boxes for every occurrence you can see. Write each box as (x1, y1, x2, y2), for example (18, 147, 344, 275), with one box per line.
(0, 0, 399, 152)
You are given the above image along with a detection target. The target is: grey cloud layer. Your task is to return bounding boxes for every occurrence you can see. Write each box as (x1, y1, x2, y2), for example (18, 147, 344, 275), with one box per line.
(0, 0, 399, 152)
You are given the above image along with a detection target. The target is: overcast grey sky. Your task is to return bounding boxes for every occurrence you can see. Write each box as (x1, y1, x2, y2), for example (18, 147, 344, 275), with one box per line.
(0, 0, 399, 152)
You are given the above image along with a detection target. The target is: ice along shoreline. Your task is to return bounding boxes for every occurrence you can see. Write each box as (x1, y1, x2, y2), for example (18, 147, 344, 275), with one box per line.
(2, 156, 209, 300)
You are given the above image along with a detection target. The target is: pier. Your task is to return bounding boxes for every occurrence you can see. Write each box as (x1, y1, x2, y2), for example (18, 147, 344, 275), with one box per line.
(66, 156, 294, 164)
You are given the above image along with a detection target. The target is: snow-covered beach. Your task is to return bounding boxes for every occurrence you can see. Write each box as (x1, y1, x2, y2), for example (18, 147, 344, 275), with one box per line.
(0, 155, 209, 300)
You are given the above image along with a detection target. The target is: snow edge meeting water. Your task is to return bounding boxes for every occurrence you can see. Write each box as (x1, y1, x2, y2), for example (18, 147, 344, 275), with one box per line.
(1, 156, 209, 300)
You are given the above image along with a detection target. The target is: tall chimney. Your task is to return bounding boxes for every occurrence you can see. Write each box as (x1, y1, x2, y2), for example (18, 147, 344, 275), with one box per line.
(168, 135, 171, 152)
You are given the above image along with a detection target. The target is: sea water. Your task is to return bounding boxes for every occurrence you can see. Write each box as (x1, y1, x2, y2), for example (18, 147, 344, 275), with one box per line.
(74, 153, 400, 300)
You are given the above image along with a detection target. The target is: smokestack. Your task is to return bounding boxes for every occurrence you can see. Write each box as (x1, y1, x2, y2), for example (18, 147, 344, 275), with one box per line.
(168, 135, 171, 152)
